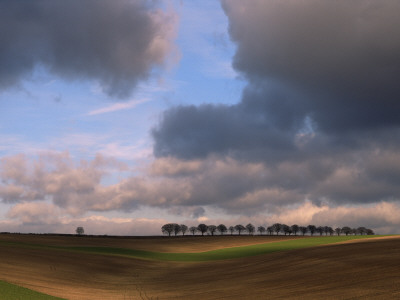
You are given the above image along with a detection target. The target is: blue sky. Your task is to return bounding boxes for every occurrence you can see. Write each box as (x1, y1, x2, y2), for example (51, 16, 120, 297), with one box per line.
(0, 1, 242, 160)
(0, 1, 246, 233)
(1, 1, 400, 235)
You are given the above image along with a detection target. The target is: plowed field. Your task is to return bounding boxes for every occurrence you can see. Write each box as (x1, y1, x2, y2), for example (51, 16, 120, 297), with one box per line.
(0, 234, 399, 299)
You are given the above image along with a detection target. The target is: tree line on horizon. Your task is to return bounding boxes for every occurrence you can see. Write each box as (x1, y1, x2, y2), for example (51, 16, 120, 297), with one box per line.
(161, 223, 375, 237)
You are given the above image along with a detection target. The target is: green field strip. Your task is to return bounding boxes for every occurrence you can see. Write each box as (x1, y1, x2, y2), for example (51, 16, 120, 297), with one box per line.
(0, 280, 66, 300)
(61, 235, 391, 262)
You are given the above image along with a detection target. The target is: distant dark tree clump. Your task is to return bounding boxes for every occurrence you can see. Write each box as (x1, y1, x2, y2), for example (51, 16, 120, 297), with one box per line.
(341, 226, 352, 236)
(198, 224, 208, 236)
(267, 226, 274, 235)
(291, 225, 299, 236)
(173, 224, 182, 236)
(357, 227, 367, 235)
(234, 224, 245, 235)
(316, 226, 324, 236)
(217, 224, 227, 235)
(161, 223, 175, 236)
(181, 224, 188, 236)
(229, 226, 235, 235)
(246, 223, 255, 235)
(282, 224, 292, 235)
(257, 226, 266, 235)
(76, 227, 84, 235)
(299, 226, 308, 236)
(324, 226, 333, 236)
(208, 225, 217, 236)
(162, 222, 373, 237)
(328, 227, 334, 236)
(307, 225, 317, 236)
(189, 226, 198, 235)
(272, 223, 282, 235)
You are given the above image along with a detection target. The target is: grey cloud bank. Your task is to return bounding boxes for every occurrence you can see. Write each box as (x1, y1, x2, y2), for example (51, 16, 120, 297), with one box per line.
(154, 0, 400, 156)
(0, 0, 175, 98)
(151, 0, 400, 218)
(1, 152, 400, 234)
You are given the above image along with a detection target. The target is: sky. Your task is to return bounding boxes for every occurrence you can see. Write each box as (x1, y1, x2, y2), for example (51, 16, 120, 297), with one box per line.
(1, 0, 400, 235)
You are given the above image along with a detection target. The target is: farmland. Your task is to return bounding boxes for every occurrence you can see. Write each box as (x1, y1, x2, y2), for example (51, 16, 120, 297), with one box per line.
(0, 234, 399, 299)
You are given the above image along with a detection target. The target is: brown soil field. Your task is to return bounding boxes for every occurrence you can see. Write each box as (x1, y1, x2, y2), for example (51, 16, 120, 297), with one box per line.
(0, 234, 399, 299)
(0, 234, 305, 252)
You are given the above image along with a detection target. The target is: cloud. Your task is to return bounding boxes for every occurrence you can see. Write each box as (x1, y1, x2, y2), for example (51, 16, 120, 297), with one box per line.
(0, 0, 176, 98)
(7, 202, 61, 225)
(222, 0, 400, 133)
(149, 156, 202, 176)
(4, 203, 167, 235)
(2, 153, 400, 233)
(153, 1, 400, 159)
(167, 206, 206, 219)
(0, 152, 124, 214)
(2, 151, 400, 214)
(151, 1, 400, 212)
(87, 98, 149, 116)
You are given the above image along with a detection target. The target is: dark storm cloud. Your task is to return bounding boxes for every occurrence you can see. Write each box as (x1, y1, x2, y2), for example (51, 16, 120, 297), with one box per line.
(152, 0, 400, 209)
(152, 103, 296, 160)
(0, 0, 175, 98)
(222, 0, 400, 133)
(153, 0, 400, 156)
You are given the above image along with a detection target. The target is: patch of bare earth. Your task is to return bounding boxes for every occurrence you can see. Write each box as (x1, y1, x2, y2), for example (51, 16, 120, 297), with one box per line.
(0, 234, 305, 252)
(0, 234, 399, 299)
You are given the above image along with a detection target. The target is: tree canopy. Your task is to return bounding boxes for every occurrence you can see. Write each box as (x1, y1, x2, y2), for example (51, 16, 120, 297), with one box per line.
(160, 223, 375, 237)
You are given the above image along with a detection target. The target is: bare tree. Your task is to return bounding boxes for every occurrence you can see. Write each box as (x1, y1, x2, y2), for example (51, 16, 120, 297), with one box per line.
(197, 224, 208, 236)
(366, 228, 375, 235)
(272, 223, 282, 235)
(299, 226, 308, 236)
(357, 227, 367, 235)
(234, 224, 245, 235)
(246, 223, 255, 235)
(217, 224, 227, 235)
(76, 227, 84, 235)
(323, 226, 330, 235)
(328, 227, 334, 236)
(257, 226, 266, 235)
(208, 225, 217, 236)
(181, 224, 188, 236)
(282, 224, 292, 235)
(173, 224, 182, 236)
(316, 226, 324, 236)
(291, 224, 299, 236)
(307, 225, 317, 236)
(267, 226, 274, 235)
(229, 226, 235, 235)
(341, 226, 352, 236)
(162, 223, 175, 236)
(189, 226, 198, 235)
(335, 227, 341, 236)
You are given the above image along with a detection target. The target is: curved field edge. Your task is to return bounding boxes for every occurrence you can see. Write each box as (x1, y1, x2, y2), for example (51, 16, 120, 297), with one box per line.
(0, 280, 66, 300)
(63, 235, 395, 261)
(0, 235, 395, 262)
